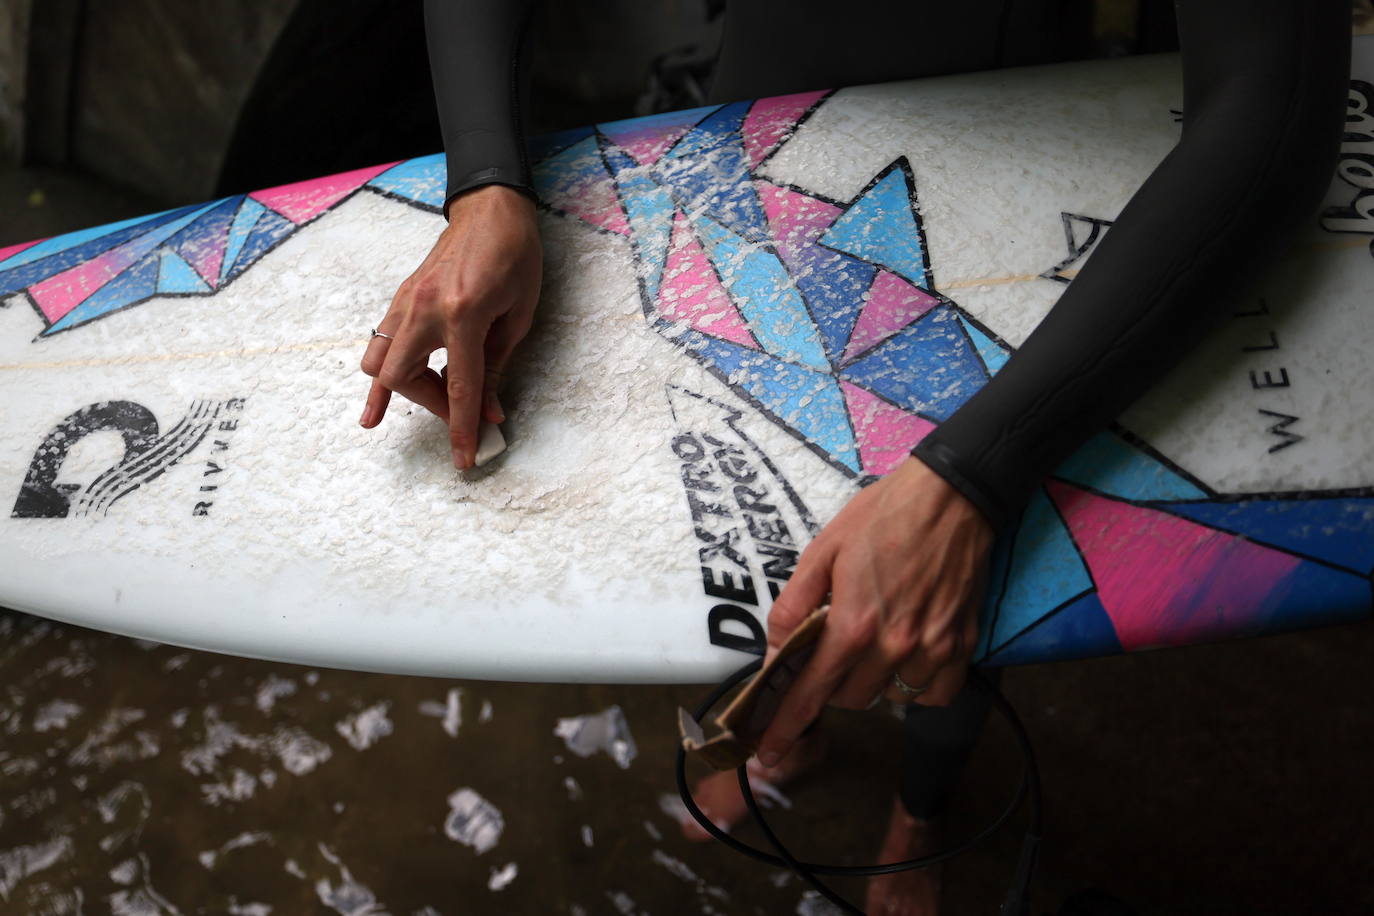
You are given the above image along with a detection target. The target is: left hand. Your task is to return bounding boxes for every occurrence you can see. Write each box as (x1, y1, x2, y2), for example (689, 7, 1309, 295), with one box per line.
(755, 456, 994, 768)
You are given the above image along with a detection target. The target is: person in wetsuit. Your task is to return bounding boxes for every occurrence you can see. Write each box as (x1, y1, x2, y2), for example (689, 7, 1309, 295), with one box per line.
(359, 2, 1350, 911)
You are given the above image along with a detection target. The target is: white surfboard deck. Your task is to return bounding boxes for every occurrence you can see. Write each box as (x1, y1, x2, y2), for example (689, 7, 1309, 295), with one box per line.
(1, 45, 1370, 682)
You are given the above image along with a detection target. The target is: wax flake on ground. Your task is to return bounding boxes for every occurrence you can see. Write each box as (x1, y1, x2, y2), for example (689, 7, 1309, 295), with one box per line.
(581, 825, 594, 847)
(418, 688, 463, 738)
(479, 700, 493, 723)
(657, 792, 691, 826)
(33, 699, 83, 732)
(254, 675, 297, 714)
(334, 702, 393, 751)
(564, 776, 583, 801)
(445, 788, 504, 854)
(315, 844, 385, 916)
(554, 706, 638, 769)
(0, 837, 73, 899)
(198, 832, 273, 871)
(488, 862, 519, 892)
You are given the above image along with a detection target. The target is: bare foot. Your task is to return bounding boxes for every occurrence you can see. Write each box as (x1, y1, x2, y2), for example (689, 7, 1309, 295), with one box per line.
(865, 795, 943, 916)
(681, 730, 830, 842)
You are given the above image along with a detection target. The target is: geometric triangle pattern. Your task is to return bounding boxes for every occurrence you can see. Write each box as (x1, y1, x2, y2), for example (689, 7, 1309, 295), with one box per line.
(519, 94, 1373, 667)
(818, 162, 929, 286)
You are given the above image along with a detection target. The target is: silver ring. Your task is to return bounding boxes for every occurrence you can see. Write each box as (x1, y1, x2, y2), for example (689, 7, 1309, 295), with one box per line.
(371, 328, 394, 340)
(892, 671, 932, 698)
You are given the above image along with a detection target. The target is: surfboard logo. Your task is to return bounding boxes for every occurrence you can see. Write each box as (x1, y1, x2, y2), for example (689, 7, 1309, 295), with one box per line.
(666, 386, 821, 656)
(1320, 78, 1374, 257)
(12, 398, 244, 519)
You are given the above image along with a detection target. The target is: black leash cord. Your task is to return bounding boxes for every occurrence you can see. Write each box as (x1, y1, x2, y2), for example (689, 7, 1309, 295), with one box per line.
(675, 660, 1043, 915)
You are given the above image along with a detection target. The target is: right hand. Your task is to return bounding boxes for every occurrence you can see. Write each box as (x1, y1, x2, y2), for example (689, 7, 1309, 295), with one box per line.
(359, 184, 542, 469)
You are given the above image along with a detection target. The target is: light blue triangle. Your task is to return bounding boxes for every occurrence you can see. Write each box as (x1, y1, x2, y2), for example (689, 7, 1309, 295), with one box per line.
(958, 316, 1010, 376)
(604, 143, 674, 302)
(367, 154, 447, 209)
(157, 249, 210, 294)
(819, 167, 927, 285)
(680, 331, 860, 472)
(1054, 430, 1209, 502)
(691, 213, 830, 372)
(220, 198, 266, 282)
(989, 487, 1096, 652)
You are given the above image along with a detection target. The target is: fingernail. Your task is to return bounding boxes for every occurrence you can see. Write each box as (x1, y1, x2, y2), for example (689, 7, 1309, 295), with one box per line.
(758, 750, 779, 768)
(360, 405, 375, 427)
(454, 453, 468, 470)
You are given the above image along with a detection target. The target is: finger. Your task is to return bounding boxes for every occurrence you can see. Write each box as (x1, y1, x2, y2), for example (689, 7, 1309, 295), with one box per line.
(764, 539, 834, 666)
(444, 324, 486, 470)
(755, 626, 862, 767)
(360, 378, 393, 428)
(390, 368, 449, 421)
(830, 642, 902, 710)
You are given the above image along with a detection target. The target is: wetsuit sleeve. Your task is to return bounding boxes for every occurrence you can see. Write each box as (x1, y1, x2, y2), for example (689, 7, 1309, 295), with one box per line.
(424, 0, 538, 215)
(911, 0, 1351, 531)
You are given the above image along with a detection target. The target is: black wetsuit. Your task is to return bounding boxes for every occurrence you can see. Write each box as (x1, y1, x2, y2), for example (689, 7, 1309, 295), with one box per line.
(424, 0, 1350, 818)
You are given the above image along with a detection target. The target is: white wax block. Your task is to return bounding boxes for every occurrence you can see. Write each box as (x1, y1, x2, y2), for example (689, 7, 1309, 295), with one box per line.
(474, 422, 507, 467)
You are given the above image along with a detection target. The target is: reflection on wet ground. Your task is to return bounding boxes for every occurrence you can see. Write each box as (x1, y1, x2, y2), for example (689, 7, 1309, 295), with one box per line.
(0, 609, 920, 914)
(5, 607, 1374, 914)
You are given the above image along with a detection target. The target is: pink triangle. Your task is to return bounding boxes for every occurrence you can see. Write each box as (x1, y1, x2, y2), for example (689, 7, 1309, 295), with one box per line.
(249, 162, 395, 225)
(0, 237, 45, 265)
(658, 213, 758, 349)
(843, 270, 940, 362)
(540, 162, 630, 236)
(756, 180, 840, 261)
(743, 91, 828, 169)
(1045, 480, 1304, 651)
(840, 380, 936, 476)
(28, 232, 163, 323)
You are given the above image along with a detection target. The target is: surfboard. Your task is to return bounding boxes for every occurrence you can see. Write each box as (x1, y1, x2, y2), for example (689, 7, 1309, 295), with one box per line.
(2, 43, 1371, 682)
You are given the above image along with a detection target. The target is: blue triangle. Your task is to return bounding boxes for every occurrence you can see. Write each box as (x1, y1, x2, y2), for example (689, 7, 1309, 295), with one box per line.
(167, 197, 241, 272)
(655, 101, 769, 244)
(983, 591, 1122, 666)
(839, 307, 987, 421)
(1155, 497, 1374, 574)
(534, 134, 608, 196)
(691, 213, 830, 372)
(367, 154, 447, 209)
(604, 141, 675, 302)
(679, 330, 860, 472)
(156, 249, 210, 294)
(220, 198, 267, 283)
(786, 242, 876, 363)
(598, 105, 717, 154)
(224, 209, 296, 282)
(958, 315, 1010, 376)
(528, 125, 596, 164)
(988, 488, 1097, 653)
(1250, 560, 1373, 635)
(45, 253, 161, 333)
(0, 205, 203, 299)
(1054, 430, 1209, 502)
(819, 165, 927, 285)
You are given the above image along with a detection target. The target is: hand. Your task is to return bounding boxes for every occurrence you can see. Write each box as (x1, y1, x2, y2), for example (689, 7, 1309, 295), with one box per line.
(359, 184, 541, 469)
(755, 456, 994, 767)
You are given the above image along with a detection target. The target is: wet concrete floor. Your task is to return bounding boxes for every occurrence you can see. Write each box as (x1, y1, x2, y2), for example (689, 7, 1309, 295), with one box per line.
(2, 168, 1373, 915)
